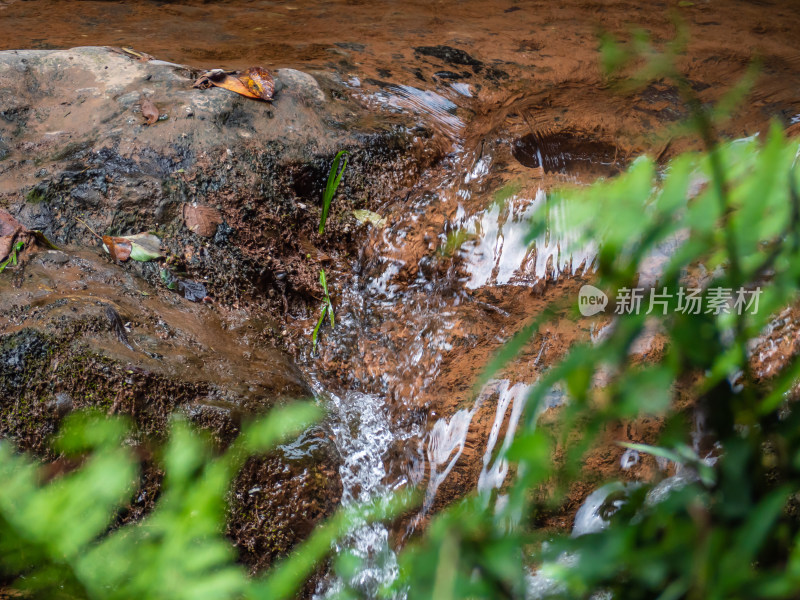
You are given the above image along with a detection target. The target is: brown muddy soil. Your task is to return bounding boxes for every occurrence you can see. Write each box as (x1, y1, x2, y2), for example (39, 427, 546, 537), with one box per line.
(2, 0, 800, 590)
(2, 0, 799, 150)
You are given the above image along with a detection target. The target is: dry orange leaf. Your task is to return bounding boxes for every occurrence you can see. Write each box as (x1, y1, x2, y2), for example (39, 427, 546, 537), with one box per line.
(193, 67, 274, 102)
(217, 75, 260, 99)
(141, 98, 159, 125)
(182, 203, 223, 237)
(239, 67, 274, 101)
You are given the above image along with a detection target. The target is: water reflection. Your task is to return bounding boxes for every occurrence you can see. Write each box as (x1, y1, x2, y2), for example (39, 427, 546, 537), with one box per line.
(477, 381, 529, 496)
(459, 189, 595, 289)
(422, 407, 476, 515)
(420, 379, 534, 518)
(370, 83, 465, 141)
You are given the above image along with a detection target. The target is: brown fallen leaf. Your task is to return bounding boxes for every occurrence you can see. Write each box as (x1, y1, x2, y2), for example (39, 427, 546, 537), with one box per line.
(193, 67, 274, 102)
(0, 209, 57, 266)
(102, 235, 132, 262)
(182, 203, 223, 237)
(239, 67, 275, 101)
(141, 98, 159, 125)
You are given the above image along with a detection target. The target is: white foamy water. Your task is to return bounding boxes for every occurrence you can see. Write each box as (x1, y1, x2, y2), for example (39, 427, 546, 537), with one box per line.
(420, 407, 476, 516)
(315, 391, 401, 599)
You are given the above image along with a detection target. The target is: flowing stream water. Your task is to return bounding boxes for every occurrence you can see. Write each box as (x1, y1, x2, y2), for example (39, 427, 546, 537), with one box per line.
(302, 78, 605, 594)
(315, 390, 401, 598)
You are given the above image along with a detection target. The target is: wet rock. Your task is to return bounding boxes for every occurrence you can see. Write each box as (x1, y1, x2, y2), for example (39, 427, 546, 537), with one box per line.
(0, 328, 51, 396)
(0, 245, 342, 570)
(39, 249, 68, 264)
(0, 47, 425, 312)
(0, 45, 426, 575)
(177, 279, 207, 302)
(414, 45, 483, 68)
(1, 251, 312, 436)
(275, 68, 326, 103)
(213, 221, 233, 245)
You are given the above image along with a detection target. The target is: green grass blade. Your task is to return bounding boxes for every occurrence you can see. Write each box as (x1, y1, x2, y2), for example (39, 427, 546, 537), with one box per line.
(312, 304, 327, 351)
(11, 241, 23, 267)
(319, 150, 348, 235)
(330, 153, 348, 194)
(319, 269, 329, 296)
(312, 270, 335, 350)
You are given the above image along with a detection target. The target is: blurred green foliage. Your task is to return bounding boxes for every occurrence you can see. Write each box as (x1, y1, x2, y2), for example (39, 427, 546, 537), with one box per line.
(390, 33, 800, 600)
(0, 405, 331, 600)
(396, 130, 800, 600)
(0, 404, 409, 600)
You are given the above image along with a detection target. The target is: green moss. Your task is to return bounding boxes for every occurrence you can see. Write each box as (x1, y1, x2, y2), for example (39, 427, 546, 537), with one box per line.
(25, 186, 47, 204)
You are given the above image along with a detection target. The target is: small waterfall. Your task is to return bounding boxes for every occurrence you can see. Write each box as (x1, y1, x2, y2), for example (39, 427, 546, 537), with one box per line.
(315, 391, 401, 599)
(308, 77, 598, 595)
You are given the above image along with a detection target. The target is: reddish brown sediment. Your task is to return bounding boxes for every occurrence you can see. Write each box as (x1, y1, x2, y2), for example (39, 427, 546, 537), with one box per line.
(2, 0, 798, 148)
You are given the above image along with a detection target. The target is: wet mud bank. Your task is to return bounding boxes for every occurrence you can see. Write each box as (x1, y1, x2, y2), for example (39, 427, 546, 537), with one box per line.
(0, 46, 432, 574)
